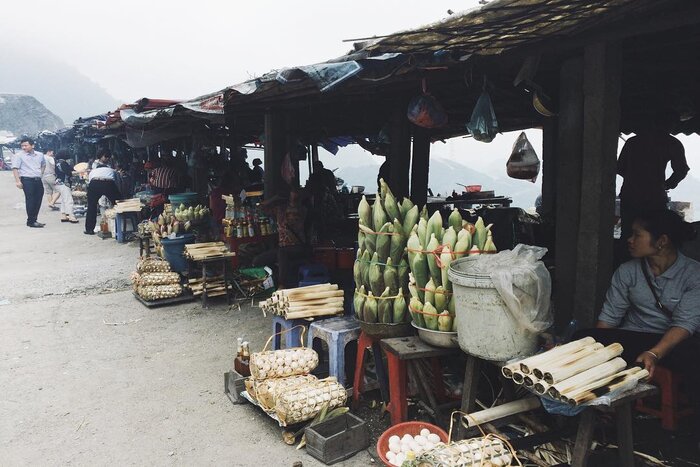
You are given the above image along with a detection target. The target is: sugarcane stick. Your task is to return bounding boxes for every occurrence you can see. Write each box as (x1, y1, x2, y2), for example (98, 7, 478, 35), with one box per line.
(548, 357, 627, 398)
(532, 342, 604, 379)
(566, 368, 649, 406)
(543, 343, 623, 385)
(519, 337, 596, 374)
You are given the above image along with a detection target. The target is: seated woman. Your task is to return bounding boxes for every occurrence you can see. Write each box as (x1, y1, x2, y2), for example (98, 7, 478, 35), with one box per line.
(577, 209, 699, 430)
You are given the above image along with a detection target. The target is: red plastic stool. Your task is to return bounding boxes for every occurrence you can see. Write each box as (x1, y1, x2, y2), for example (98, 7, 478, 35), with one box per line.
(636, 366, 693, 430)
(381, 336, 457, 425)
(352, 331, 389, 407)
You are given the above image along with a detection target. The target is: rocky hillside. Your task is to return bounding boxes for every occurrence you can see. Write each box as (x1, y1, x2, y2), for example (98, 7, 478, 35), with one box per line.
(0, 94, 64, 136)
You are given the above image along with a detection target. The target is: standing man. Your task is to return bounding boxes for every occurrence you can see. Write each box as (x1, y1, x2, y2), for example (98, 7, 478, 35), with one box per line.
(84, 149, 121, 235)
(617, 112, 690, 244)
(12, 136, 46, 228)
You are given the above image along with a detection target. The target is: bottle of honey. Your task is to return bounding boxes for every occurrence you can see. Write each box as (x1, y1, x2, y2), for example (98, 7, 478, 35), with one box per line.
(234, 338, 251, 376)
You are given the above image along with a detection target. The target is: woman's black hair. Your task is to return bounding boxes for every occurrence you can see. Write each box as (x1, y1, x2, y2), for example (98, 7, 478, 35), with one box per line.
(635, 209, 697, 248)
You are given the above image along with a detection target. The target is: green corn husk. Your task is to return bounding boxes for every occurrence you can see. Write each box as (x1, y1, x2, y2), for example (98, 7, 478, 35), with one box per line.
(381, 180, 402, 224)
(473, 216, 487, 251)
(357, 230, 366, 252)
(448, 295, 456, 316)
(408, 274, 419, 300)
(423, 302, 439, 330)
(454, 231, 472, 259)
(375, 222, 392, 262)
(420, 205, 429, 222)
(411, 252, 429, 302)
(448, 208, 462, 232)
(364, 292, 378, 323)
(369, 252, 384, 296)
(361, 250, 371, 287)
(393, 288, 407, 323)
(424, 278, 436, 306)
(402, 205, 419, 238)
(426, 234, 442, 286)
(400, 198, 415, 220)
(457, 226, 468, 241)
(434, 285, 447, 313)
(409, 297, 426, 328)
(440, 245, 453, 291)
(353, 251, 363, 288)
(390, 219, 404, 264)
(353, 287, 366, 320)
(407, 231, 422, 269)
(358, 195, 372, 230)
(399, 257, 410, 293)
(427, 210, 443, 243)
(442, 226, 457, 251)
(360, 223, 376, 257)
(483, 230, 497, 253)
(438, 310, 453, 332)
(378, 287, 393, 323)
(384, 257, 399, 295)
(372, 196, 388, 232)
(469, 245, 482, 256)
(417, 218, 428, 249)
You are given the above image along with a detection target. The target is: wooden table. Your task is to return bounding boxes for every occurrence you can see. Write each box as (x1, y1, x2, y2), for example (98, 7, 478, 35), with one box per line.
(380, 336, 460, 425)
(571, 383, 658, 467)
(189, 256, 235, 308)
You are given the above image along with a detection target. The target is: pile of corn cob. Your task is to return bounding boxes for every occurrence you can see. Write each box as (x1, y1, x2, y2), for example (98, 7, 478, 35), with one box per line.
(353, 179, 414, 324)
(406, 210, 497, 332)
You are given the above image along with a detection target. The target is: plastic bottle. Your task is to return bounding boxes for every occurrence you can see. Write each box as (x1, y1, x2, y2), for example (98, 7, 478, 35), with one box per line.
(235, 341, 251, 376)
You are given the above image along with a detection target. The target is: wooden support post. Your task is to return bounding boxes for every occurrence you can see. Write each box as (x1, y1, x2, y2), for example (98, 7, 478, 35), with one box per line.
(540, 119, 557, 219)
(573, 42, 621, 328)
(389, 108, 411, 199)
(554, 56, 584, 331)
(411, 128, 430, 207)
(264, 112, 286, 197)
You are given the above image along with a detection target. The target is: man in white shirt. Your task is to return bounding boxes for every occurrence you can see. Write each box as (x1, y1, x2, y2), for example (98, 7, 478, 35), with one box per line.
(12, 136, 46, 228)
(84, 149, 121, 235)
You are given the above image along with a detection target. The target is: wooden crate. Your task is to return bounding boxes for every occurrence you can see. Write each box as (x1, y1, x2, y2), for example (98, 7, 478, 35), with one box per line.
(305, 412, 368, 465)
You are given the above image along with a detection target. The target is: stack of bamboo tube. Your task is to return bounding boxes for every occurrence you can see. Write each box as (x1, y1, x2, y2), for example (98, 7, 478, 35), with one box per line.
(184, 242, 235, 261)
(259, 284, 344, 319)
(185, 275, 231, 297)
(501, 337, 649, 406)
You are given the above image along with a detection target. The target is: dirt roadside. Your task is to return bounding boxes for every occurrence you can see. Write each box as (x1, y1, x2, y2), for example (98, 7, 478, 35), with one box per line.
(0, 172, 372, 466)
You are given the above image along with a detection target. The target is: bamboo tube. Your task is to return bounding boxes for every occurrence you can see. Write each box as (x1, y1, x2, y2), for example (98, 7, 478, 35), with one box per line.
(561, 367, 642, 400)
(462, 397, 541, 427)
(501, 362, 520, 379)
(511, 370, 525, 385)
(543, 343, 623, 385)
(548, 357, 627, 398)
(567, 368, 649, 406)
(285, 307, 344, 319)
(285, 297, 345, 308)
(280, 284, 337, 297)
(282, 290, 344, 301)
(523, 375, 536, 388)
(518, 337, 596, 374)
(532, 343, 604, 379)
(533, 380, 551, 396)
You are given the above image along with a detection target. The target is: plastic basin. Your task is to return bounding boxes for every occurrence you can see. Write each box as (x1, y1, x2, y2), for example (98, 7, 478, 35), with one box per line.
(161, 233, 196, 273)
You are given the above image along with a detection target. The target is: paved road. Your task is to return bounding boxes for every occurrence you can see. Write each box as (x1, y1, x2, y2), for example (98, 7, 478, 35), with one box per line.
(0, 172, 371, 466)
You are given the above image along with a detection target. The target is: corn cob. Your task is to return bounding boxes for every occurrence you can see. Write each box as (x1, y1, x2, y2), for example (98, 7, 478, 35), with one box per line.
(434, 286, 447, 313)
(372, 196, 388, 232)
(353, 286, 366, 320)
(454, 230, 472, 259)
(390, 219, 404, 264)
(384, 257, 399, 295)
(402, 205, 420, 237)
(361, 250, 371, 288)
(400, 197, 414, 220)
(473, 216, 487, 251)
(426, 234, 442, 286)
(376, 222, 392, 262)
(408, 274, 419, 300)
(411, 252, 429, 302)
(393, 288, 407, 324)
(423, 301, 439, 330)
(448, 208, 462, 232)
(358, 195, 372, 229)
(399, 257, 410, 293)
(378, 287, 393, 323)
(438, 310, 453, 332)
(359, 223, 376, 256)
(469, 245, 482, 256)
(483, 230, 497, 253)
(364, 292, 378, 323)
(440, 245, 453, 291)
(417, 218, 429, 248)
(442, 226, 457, 251)
(407, 231, 422, 269)
(409, 297, 426, 328)
(420, 205, 429, 221)
(357, 230, 366, 252)
(381, 179, 402, 224)
(424, 278, 436, 306)
(369, 252, 384, 296)
(427, 210, 443, 243)
(353, 250, 363, 288)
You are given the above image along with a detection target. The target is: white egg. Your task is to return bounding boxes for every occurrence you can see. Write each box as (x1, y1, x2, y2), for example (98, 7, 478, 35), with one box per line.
(409, 441, 420, 452)
(401, 434, 414, 444)
(427, 433, 441, 443)
(395, 453, 406, 465)
(386, 451, 395, 461)
(424, 442, 435, 451)
(415, 435, 426, 446)
(389, 443, 401, 454)
(389, 435, 401, 445)
(420, 428, 430, 437)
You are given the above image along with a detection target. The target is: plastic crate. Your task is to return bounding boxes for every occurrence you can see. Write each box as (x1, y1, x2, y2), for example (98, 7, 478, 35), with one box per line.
(305, 412, 368, 465)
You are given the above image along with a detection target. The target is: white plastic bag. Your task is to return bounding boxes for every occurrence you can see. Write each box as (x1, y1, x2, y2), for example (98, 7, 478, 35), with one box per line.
(467, 244, 552, 333)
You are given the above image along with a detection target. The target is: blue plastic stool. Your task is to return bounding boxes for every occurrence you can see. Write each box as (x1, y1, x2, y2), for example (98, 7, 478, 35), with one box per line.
(115, 212, 140, 243)
(308, 316, 361, 387)
(298, 264, 330, 288)
(271, 315, 308, 350)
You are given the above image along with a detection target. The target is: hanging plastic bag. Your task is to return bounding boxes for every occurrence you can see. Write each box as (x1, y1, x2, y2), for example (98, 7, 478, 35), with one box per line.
(466, 91, 499, 142)
(407, 79, 448, 129)
(281, 152, 295, 185)
(506, 132, 540, 183)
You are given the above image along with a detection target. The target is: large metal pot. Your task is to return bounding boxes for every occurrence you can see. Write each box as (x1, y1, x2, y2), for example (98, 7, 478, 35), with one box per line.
(411, 322, 459, 348)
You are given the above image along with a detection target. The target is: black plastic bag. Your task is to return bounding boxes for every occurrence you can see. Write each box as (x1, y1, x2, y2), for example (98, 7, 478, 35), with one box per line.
(506, 132, 540, 183)
(466, 91, 499, 142)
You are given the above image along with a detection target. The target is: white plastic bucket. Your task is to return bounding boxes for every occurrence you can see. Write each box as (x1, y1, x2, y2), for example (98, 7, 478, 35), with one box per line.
(448, 257, 538, 361)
